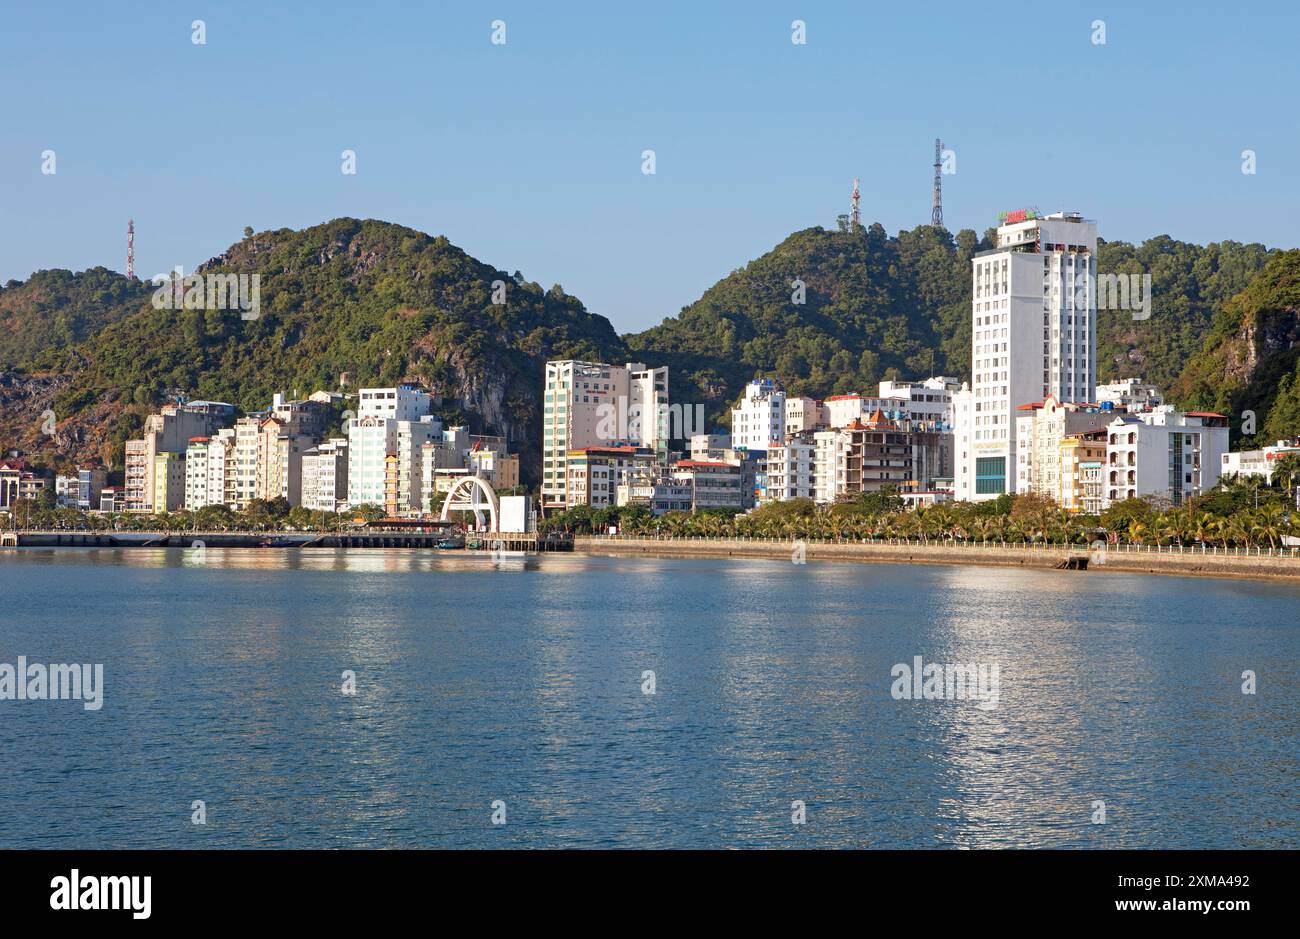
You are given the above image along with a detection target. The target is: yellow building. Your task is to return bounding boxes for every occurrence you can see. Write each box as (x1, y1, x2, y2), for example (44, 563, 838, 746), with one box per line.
(1059, 430, 1108, 512)
(383, 454, 400, 517)
(152, 452, 187, 513)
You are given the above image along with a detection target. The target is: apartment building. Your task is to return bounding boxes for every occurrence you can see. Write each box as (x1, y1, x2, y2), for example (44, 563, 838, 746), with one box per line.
(1220, 439, 1300, 484)
(269, 392, 330, 438)
(55, 475, 78, 507)
(762, 440, 815, 503)
(1095, 378, 1163, 412)
(300, 438, 349, 512)
(730, 379, 786, 451)
(347, 386, 441, 513)
(809, 413, 948, 503)
(1060, 429, 1108, 512)
(877, 376, 962, 427)
(55, 466, 106, 510)
(1104, 409, 1230, 506)
(837, 414, 916, 496)
(784, 396, 827, 434)
(184, 438, 211, 511)
(689, 434, 731, 459)
(1014, 396, 1117, 499)
(469, 448, 519, 490)
(209, 428, 237, 509)
(542, 360, 668, 509)
(152, 452, 186, 512)
(957, 210, 1099, 501)
(124, 401, 232, 511)
(563, 446, 658, 508)
(824, 393, 909, 430)
(669, 460, 746, 511)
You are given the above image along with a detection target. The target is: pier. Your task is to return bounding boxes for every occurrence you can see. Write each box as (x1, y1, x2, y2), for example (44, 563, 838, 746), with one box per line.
(3, 530, 574, 553)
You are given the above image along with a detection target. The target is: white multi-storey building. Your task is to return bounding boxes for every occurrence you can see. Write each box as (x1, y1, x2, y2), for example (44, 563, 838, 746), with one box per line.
(762, 440, 815, 503)
(1221, 440, 1300, 483)
(347, 385, 441, 513)
(823, 393, 909, 430)
(301, 438, 349, 512)
(207, 427, 235, 508)
(184, 437, 211, 511)
(1095, 378, 1164, 411)
(357, 386, 432, 423)
(730, 379, 786, 451)
(957, 210, 1099, 501)
(878, 377, 962, 428)
(689, 433, 732, 460)
(812, 430, 844, 504)
(229, 417, 263, 511)
(784, 396, 827, 435)
(1104, 408, 1230, 506)
(542, 360, 668, 509)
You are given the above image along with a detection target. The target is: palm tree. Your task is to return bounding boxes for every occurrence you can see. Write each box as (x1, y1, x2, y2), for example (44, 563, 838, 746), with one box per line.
(1125, 519, 1148, 545)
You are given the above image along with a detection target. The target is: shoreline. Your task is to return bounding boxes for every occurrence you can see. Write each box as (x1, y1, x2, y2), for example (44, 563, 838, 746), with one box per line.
(7, 532, 1300, 583)
(573, 535, 1300, 583)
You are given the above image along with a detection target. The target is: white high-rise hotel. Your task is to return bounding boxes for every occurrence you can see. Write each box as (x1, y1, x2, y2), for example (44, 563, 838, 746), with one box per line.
(956, 210, 1098, 500)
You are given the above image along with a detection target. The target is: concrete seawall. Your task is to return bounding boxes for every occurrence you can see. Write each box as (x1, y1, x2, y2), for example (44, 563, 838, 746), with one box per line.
(574, 536, 1300, 582)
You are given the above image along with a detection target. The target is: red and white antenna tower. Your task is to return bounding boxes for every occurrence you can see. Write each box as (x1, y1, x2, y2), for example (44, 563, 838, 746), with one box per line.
(127, 219, 135, 279)
(850, 178, 861, 231)
(931, 139, 944, 228)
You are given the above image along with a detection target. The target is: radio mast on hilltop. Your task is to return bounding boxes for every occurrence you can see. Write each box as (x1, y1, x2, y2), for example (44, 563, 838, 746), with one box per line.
(850, 178, 860, 231)
(931, 139, 944, 228)
(127, 219, 135, 279)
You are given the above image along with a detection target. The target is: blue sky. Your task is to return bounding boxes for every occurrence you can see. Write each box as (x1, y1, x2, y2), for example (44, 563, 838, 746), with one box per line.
(2, 0, 1296, 333)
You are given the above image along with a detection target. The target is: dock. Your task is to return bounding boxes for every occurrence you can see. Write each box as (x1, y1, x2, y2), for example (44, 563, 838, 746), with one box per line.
(2, 530, 574, 553)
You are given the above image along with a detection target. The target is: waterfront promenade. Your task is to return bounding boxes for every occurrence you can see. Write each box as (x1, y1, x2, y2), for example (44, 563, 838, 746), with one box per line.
(7, 530, 1299, 579)
(575, 534, 1300, 581)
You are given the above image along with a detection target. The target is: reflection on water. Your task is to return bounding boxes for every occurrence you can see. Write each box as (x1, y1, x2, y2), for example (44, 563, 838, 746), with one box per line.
(0, 548, 1295, 848)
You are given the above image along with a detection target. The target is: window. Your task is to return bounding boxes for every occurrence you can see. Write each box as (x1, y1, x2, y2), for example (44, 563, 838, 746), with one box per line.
(975, 457, 1007, 495)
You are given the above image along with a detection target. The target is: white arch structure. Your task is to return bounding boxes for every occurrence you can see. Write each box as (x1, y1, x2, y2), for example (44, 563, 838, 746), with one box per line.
(439, 476, 499, 532)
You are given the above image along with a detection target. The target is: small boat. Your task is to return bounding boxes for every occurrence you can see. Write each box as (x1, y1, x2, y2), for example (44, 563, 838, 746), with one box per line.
(436, 536, 465, 549)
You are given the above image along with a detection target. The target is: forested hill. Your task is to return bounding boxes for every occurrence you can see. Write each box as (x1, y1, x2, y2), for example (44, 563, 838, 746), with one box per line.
(1174, 249, 1300, 446)
(0, 267, 152, 368)
(625, 223, 1274, 427)
(0, 218, 628, 478)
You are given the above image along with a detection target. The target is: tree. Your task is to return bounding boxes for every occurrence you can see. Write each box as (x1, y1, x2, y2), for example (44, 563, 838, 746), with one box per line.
(351, 503, 385, 524)
(1102, 497, 1152, 534)
(1271, 453, 1300, 501)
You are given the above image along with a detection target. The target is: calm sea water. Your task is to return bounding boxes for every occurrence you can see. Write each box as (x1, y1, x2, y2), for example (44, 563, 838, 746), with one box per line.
(0, 547, 1295, 849)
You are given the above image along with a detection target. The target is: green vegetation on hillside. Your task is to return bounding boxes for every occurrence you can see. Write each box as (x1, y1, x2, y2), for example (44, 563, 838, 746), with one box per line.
(625, 223, 1274, 425)
(0, 267, 151, 368)
(13, 218, 629, 477)
(1174, 250, 1300, 445)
